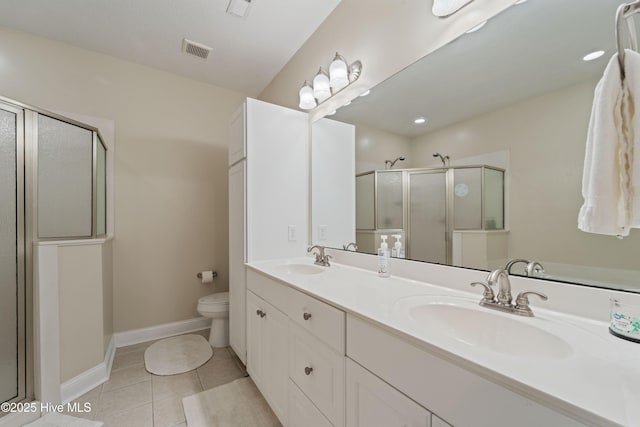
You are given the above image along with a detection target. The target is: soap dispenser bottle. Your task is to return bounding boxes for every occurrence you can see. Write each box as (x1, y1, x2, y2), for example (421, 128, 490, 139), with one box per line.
(378, 235, 390, 278)
(391, 234, 405, 259)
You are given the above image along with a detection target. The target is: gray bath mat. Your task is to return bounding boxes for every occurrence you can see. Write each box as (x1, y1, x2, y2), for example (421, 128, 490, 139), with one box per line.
(182, 377, 281, 427)
(144, 334, 212, 375)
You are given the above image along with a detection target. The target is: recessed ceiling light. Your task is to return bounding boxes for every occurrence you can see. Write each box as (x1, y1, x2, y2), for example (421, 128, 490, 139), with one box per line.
(414, 117, 427, 124)
(583, 50, 605, 61)
(465, 20, 487, 34)
(360, 89, 371, 97)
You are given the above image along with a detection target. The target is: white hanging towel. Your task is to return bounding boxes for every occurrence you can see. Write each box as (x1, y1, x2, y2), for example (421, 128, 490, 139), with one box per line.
(578, 50, 639, 236)
(626, 50, 640, 228)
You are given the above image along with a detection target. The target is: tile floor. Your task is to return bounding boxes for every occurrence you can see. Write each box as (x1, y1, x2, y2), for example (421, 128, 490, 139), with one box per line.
(65, 330, 247, 427)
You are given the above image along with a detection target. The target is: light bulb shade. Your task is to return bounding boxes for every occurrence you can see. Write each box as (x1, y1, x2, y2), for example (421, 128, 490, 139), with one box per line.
(348, 60, 363, 82)
(329, 53, 349, 92)
(298, 81, 317, 110)
(313, 68, 331, 103)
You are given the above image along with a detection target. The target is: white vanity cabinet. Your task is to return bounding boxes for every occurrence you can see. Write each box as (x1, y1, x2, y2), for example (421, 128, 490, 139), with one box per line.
(286, 287, 346, 427)
(346, 358, 431, 427)
(246, 270, 290, 425)
(347, 315, 587, 427)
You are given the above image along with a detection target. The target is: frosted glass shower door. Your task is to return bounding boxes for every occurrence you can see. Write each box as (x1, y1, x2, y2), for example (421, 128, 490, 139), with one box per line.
(408, 171, 448, 264)
(0, 105, 24, 405)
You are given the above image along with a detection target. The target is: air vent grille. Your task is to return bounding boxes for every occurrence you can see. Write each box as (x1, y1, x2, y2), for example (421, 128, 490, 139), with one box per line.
(182, 39, 212, 60)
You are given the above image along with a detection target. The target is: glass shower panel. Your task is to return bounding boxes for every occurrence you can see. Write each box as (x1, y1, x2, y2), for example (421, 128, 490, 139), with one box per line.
(0, 108, 18, 403)
(356, 173, 375, 230)
(38, 115, 93, 238)
(96, 137, 107, 236)
(453, 168, 482, 229)
(484, 168, 504, 229)
(376, 171, 403, 229)
(408, 171, 447, 264)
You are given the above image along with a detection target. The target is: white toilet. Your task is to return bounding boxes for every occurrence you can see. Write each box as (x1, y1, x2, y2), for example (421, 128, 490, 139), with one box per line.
(197, 291, 229, 347)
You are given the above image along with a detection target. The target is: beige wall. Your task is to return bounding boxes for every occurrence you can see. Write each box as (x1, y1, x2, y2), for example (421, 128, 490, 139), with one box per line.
(411, 79, 640, 270)
(259, 0, 515, 118)
(354, 123, 411, 173)
(0, 26, 246, 332)
(58, 245, 105, 382)
(102, 240, 113, 350)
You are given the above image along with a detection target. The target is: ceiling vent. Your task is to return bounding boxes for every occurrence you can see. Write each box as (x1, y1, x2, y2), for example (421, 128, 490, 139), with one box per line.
(182, 38, 212, 60)
(226, 0, 255, 19)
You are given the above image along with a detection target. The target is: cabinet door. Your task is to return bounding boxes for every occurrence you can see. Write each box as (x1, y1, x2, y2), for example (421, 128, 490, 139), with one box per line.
(246, 291, 264, 386)
(229, 161, 246, 364)
(346, 358, 431, 427)
(246, 290, 288, 426)
(263, 299, 289, 425)
(289, 379, 334, 427)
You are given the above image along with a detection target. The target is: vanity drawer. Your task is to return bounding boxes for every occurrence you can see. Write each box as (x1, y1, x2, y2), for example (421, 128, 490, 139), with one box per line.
(287, 287, 345, 354)
(289, 379, 334, 427)
(289, 321, 345, 427)
(246, 268, 288, 313)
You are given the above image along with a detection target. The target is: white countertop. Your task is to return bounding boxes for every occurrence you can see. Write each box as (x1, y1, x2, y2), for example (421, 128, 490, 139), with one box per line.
(247, 256, 640, 427)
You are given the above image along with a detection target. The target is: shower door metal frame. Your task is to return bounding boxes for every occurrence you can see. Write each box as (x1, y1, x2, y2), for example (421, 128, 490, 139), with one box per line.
(0, 101, 27, 405)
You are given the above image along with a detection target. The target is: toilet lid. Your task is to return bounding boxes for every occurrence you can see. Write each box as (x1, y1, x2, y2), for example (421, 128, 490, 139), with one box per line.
(198, 292, 229, 305)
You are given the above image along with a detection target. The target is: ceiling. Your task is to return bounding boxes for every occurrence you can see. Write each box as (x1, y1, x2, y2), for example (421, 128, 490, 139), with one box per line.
(333, 0, 619, 138)
(0, 0, 341, 96)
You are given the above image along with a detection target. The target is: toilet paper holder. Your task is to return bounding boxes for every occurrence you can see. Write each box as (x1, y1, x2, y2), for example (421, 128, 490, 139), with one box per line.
(196, 271, 218, 279)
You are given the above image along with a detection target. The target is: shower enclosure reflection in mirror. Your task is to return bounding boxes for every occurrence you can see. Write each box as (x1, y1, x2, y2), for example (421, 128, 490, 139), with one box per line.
(310, 0, 640, 293)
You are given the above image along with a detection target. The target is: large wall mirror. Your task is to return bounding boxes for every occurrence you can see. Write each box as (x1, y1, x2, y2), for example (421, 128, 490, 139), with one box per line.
(311, 0, 640, 293)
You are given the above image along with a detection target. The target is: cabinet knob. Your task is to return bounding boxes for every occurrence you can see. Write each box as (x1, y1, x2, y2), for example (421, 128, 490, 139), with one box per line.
(304, 366, 313, 376)
(303, 312, 312, 321)
(256, 309, 262, 317)
(260, 311, 266, 318)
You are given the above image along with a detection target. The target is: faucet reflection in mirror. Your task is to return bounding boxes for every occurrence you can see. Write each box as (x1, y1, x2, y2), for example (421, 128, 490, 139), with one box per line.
(298, 52, 362, 110)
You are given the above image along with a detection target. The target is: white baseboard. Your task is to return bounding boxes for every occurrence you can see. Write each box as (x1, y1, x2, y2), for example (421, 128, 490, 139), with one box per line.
(60, 336, 115, 404)
(113, 317, 211, 348)
(57, 317, 210, 404)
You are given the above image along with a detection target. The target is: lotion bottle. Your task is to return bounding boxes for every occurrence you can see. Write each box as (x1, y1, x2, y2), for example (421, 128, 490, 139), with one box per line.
(392, 234, 405, 259)
(378, 235, 390, 277)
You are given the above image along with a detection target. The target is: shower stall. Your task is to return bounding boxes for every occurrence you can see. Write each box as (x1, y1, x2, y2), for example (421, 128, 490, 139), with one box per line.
(0, 96, 107, 410)
(356, 165, 505, 265)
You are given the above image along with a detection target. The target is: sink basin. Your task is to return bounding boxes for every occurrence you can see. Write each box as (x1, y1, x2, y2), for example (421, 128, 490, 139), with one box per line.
(273, 264, 325, 275)
(398, 296, 573, 359)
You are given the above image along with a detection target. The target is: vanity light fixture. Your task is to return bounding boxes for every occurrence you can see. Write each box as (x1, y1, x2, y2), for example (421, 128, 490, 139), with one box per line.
(583, 50, 605, 61)
(313, 68, 332, 103)
(298, 81, 317, 109)
(414, 117, 427, 124)
(298, 52, 363, 110)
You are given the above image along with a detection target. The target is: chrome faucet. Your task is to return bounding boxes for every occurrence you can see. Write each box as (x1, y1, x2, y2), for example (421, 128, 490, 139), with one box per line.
(487, 268, 513, 306)
(526, 261, 545, 277)
(470, 268, 548, 317)
(307, 245, 332, 267)
(342, 242, 358, 251)
(505, 258, 545, 277)
(505, 258, 529, 275)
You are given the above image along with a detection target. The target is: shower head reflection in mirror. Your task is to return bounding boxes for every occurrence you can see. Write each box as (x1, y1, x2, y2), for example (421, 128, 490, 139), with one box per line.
(310, 0, 640, 293)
